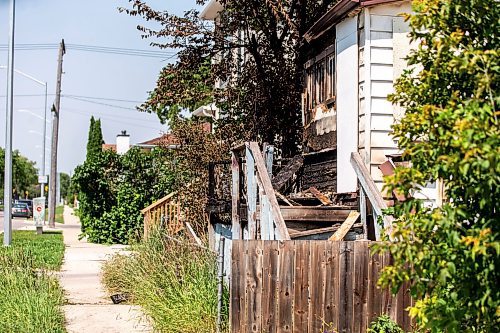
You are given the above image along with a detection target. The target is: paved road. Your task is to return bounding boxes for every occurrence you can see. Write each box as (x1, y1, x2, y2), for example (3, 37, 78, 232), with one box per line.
(0, 211, 39, 232)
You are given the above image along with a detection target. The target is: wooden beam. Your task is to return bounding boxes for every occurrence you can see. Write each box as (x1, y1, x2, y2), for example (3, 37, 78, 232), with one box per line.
(289, 222, 363, 239)
(275, 191, 295, 206)
(272, 154, 303, 192)
(248, 142, 290, 240)
(329, 211, 360, 241)
(141, 191, 177, 214)
(307, 186, 333, 205)
(246, 146, 257, 239)
(231, 151, 241, 240)
(280, 206, 351, 222)
(185, 222, 203, 246)
(350, 152, 394, 239)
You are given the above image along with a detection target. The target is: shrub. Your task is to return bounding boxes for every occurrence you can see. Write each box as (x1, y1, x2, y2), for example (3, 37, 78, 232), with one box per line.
(376, 0, 499, 331)
(102, 227, 229, 332)
(367, 315, 404, 333)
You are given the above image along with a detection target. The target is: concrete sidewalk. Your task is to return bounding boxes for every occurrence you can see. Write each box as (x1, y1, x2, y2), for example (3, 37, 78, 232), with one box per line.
(59, 206, 152, 333)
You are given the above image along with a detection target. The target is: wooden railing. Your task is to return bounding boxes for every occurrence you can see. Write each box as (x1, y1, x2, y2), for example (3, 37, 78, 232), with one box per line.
(350, 152, 394, 240)
(141, 191, 184, 239)
(231, 142, 290, 241)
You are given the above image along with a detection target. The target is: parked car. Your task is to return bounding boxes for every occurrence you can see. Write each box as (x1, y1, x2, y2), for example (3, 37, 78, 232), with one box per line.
(16, 199, 33, 217)
(11, 202, 31, 219)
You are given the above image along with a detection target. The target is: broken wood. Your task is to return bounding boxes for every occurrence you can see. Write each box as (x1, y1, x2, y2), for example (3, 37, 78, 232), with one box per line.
(307, 186, 333, 205)
(329, 211, 360, 241)
(275, 191, 299, 206)
(350, 152, 394, 240)
(280, 206, 351, 222)
(289, 222, 363, 239)
(185, 222, 203, 247)
(248, 142, 290, 240)
(272, 154, 303, 192)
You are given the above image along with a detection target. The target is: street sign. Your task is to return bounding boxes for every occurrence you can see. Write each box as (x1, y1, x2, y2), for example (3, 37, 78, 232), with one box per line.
(33, 197, 46, 227)
(38, 175, 48, 184)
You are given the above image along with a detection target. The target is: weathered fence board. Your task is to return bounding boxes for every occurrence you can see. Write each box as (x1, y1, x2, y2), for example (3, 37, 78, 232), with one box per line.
(231, 240, 412, 332)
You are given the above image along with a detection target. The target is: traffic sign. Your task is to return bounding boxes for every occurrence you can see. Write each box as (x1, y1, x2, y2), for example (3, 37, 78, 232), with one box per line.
(33, 197, 46, 227)
(38, 175, 48, 184)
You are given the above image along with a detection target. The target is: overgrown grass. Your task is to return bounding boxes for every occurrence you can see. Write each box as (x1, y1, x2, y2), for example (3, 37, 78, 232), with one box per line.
(102, 227, 229, 332)
(0, 231, 65, 332)
(55, 205, 64, 224)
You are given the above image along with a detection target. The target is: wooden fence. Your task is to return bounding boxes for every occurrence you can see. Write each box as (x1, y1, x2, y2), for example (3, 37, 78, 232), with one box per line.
(141, 191, 184, 238)
(231, 240, 413, 333)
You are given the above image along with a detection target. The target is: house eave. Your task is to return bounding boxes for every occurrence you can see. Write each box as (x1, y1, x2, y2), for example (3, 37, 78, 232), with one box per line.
(200, 0, 223, 20)
(303, 0, 403, 43)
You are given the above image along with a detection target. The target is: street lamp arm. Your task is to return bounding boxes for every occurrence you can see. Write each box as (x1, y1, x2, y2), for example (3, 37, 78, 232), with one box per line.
(0, 65, 46, 87)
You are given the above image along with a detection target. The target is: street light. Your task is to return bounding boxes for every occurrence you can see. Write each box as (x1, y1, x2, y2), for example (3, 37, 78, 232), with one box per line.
(4, 0, 16, 246)
(0, 68, 49, 199)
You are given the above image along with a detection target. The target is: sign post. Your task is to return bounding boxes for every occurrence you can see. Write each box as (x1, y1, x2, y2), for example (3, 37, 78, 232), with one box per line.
(33, 197, 45, 235)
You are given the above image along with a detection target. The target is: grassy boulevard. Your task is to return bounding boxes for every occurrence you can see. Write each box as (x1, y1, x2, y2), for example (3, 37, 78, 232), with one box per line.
(0, 231, 66, 333)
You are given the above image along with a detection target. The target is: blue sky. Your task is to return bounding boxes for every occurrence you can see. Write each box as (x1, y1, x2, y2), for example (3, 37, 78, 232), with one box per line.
(0, 0, 198, 174)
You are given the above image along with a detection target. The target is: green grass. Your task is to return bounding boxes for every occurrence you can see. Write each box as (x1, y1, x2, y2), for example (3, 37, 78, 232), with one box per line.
(0, 231, 66, 332)
(55, 205, 64, 224)
(102, 227, 229, 332)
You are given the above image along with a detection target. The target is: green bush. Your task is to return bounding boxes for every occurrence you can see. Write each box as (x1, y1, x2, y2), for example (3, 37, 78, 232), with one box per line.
(367, 315, 404, 333)
(102, 227, 228, 332)
(73, 146, 175, 244)
(375, 0, 499, 331)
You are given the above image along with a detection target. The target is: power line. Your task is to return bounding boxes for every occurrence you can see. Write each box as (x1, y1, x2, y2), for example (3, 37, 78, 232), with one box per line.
(0, 43, 179, 59)
(0, 93, 144, 104)
(64, 107, 164, 130)
(63, 95, 139, 110)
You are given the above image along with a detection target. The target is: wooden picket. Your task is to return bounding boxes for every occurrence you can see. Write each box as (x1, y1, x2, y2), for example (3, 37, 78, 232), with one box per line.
(231, 240, 413, 333)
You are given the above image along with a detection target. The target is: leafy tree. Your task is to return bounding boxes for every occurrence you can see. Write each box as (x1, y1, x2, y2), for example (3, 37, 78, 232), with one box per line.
(376, 1, 499, 332)
(121, 0, 336, 156)
(0, 148, 38, 199)
(59, 172, 71, 203)
(86, 116, 104, 159)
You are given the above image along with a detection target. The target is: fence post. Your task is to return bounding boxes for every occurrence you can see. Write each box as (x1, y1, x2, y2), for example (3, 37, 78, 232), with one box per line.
(216, 237, 225, 333)
(246, 144, 257, 239)
(231, 151, 241, 240)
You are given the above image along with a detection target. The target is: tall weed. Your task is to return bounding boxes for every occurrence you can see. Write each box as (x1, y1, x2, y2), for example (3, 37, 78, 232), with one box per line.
(102, 227, 229, 332)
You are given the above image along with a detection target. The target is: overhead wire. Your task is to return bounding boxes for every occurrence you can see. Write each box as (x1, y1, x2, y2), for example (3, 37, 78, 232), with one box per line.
(0, 43, 178, 59)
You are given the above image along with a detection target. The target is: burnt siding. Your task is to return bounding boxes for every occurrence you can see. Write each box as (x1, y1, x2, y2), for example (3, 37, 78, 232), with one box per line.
(301, 150, 337, 192)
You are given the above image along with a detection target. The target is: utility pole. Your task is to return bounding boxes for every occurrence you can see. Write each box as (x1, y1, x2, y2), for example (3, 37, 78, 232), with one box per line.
(3, 0, 16, 246)
(48, 39, 65, 228)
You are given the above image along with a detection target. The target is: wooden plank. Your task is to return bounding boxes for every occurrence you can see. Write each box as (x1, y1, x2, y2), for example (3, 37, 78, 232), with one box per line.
(329, 212, 361, 241)
(360, 189, 368, 239)
(140, 191, 177, 213)
(353, 241, 370, 332)
(248, 142, 290, 240)
(231, 240, 243, 332)
(260, 194, 271, 240)
(272, 155, 303, 192)
(247, 241, 263, 333)
(242, 241, 249, 332)
(232, 151, 242, 240)
(277, 241, 294, 332)
(246, 145, 258, 239)
(290, 223, 364, 239)
(264, 145, 274, 179)
(328, 242, 340, 331)
(280, 207, 351, 223)
(276, 191, 298, 207)
(185, 222, 203, 246)
(308, 242, 326, 333)
(307, 186, 333, 205)
(338, 242, 354, 332)
(262, 241, 279, 333)
(350, 152, 394, 239)
(293, 241, 310, 333)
